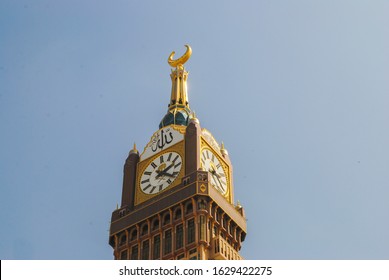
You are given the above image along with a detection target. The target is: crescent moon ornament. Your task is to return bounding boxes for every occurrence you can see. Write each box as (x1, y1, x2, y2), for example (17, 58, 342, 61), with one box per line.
(168, 45, 192, 68)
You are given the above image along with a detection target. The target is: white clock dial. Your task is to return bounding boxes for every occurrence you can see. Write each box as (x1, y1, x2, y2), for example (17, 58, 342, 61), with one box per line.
(140, 152, 182, 194)
(201, 148, 227, 195)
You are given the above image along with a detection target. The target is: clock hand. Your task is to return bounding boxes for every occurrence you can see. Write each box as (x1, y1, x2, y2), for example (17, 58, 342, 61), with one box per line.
(156, 164, 171, 178)
(161, 163, 175, 174)
(157, 171, 175, 177)
(156, 163, 175, 178)
(209, 168, 225, 192)
(214, 174, 225, 191)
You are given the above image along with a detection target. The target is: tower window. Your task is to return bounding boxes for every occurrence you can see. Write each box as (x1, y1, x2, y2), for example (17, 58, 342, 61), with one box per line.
(152, 218, 159, 231)
(223, 217, 229, 229)
(198, 199, 206, 210)
(185, 202, 193, 214)
(163, 229, 172, 255)
(189, 248, 196, 254)
(153, 235, 161, 260)
(211, 206, 216, 218)
(120, 249, 128, 260)
(163, 213, 171, 226)
(119, 233, 127, 245)
(177, 253, 185, 260)
(130, 245, 138, 260)
(229, 223, 234, 236)
(188, 248, 197, 260)
(130, 229, 137, 241)
(174, 208, 182, 220)
(187, 219, 195, 244)
(199, 215, 206, 241)
(213, 226, 218, 237)
(176, 224, 183, 249)
(216, 209, 222, 223)
(141, 240, 149, 260)
(141, 224, 149, 236)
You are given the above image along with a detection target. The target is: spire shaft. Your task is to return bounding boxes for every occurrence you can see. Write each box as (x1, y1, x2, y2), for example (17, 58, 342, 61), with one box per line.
(169, 67, 189, 110)
(159, 45, 192, 129)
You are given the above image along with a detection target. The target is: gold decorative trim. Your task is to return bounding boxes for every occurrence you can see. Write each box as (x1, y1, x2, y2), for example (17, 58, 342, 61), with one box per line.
(135, 140, 185, 205)
(170, 124, 187, 134)
(200, 137, 231, 203)
(201, 128, 221, 152)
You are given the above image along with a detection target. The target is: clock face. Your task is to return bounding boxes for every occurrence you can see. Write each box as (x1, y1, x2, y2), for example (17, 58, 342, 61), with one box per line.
(140, 151, 182, 194)
(201, 148, 228, 195)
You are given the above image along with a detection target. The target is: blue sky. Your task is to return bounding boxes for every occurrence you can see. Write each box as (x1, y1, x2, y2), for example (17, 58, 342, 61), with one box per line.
(1, 0, 388, 259)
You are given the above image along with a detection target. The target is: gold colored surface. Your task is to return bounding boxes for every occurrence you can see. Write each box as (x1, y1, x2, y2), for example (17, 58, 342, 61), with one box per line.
(200, 137, 231, 202)
(220, 141, 228, 156)
(132, 142, 137, 153)
(201, 128, 221, 152)
(169, 67, 190, 110)
(135, 140, 185, 205)
(170, 124, 187, 134)
(168, 45, 192, 68)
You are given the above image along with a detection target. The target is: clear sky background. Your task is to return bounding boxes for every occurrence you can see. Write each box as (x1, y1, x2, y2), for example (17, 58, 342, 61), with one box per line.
(1, 0, 388, 260)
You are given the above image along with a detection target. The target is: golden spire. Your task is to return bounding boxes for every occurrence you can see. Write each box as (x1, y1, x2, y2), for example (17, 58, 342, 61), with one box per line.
(189, 111, 200, 125)
(220, 141, 229, 156)
(167, 45, 192, 111)
(129, 142, 138, 154)
(160, 45, 193, 128)
(168, 45, 192, 69)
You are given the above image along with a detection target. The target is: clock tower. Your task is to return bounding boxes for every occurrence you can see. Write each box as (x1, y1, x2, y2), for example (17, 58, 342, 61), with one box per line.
(109, 46, 247, 260)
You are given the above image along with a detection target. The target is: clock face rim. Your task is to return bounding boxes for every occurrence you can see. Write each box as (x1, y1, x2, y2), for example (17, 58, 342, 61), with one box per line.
(201, 148, 228, 195)
(139, 151, 183, 195)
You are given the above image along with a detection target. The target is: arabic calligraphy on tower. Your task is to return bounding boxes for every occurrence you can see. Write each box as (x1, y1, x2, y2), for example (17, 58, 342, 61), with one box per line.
(140, 125, 184, 161)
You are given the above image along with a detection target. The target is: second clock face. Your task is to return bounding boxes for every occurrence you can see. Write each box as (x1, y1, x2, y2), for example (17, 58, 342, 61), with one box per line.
(201, 148, 228, 195)
(140, 151, 182, 194)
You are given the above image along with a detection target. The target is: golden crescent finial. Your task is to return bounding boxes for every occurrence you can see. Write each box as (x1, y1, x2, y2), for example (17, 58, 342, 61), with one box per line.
(168, 45, 192, 68)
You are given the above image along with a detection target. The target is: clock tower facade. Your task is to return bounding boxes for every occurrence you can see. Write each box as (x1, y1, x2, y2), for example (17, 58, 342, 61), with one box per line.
(109, 46, 247, 260)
